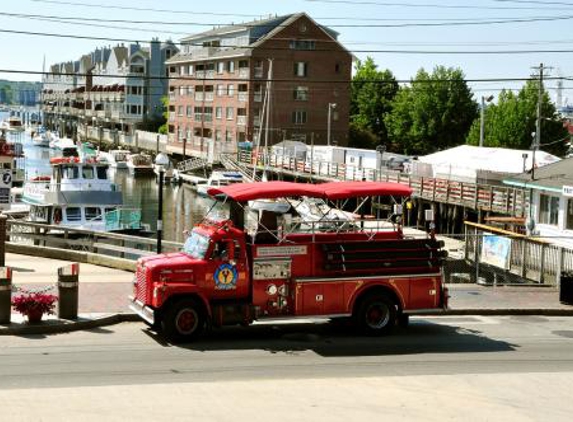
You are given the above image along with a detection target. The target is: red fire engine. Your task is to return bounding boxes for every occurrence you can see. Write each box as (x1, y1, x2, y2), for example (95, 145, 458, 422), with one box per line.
(130, 181, 448, 342)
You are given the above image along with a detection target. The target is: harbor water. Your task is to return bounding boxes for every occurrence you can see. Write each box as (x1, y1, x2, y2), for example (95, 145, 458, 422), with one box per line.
(3, 120, 212, 243)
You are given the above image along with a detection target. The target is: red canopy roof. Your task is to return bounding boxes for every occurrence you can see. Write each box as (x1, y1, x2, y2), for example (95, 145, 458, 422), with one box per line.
(208, 181, 412, 202)
(318, 181, 413, 200)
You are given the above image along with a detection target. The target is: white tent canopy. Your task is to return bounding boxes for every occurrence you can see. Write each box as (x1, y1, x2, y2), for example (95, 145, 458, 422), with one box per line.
(417, 145, 560, 182)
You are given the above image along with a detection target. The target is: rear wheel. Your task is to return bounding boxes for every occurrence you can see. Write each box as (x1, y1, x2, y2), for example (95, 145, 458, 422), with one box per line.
(162, 299, 205, 343)
(355, 294, 397, 335)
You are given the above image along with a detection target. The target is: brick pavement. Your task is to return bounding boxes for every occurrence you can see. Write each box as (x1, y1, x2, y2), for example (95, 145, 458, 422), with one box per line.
(4, 253, 573, 317)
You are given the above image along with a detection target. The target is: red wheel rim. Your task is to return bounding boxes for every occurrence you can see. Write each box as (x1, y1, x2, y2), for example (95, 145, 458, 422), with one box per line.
(176, 308, 198, 335)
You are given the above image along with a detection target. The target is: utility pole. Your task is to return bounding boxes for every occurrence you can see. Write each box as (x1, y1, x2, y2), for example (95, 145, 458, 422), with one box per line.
(531, 63, 551, 180)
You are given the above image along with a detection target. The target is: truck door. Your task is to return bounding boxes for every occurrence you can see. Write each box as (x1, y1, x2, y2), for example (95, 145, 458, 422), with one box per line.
(206, 238, 249, 300)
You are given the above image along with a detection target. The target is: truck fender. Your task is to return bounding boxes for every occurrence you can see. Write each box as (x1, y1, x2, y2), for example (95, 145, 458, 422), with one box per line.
(349, 282, 404, 315)
(159, 283, 213, 318)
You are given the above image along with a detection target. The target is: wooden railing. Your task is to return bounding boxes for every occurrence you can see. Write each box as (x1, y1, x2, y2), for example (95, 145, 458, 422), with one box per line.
(6, 220, 183, 260)
(235, 151, 529, 217)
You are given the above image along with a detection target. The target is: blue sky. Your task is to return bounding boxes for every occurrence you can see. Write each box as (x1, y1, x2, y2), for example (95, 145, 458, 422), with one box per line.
(2, 0, 573, 104)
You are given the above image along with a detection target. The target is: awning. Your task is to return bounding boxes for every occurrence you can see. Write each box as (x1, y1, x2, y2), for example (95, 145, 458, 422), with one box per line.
(208, 181, 413, 202)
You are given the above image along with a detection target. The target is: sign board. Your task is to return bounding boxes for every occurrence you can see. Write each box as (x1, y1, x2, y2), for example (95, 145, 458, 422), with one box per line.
(0, 170, 12, 189)
(256, 245, 307, 258)
(563, 185, 573, 198)
(481, 234, 512, 270)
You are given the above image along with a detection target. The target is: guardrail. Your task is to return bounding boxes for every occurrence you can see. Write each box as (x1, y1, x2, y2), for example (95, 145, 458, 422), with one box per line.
(463, 221, 573, 286)
(236, 150, 528, 217)
(6, 220, 183, 260)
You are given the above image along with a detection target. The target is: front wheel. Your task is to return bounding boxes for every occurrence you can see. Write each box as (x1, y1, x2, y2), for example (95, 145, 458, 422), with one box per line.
(161, 299, 205, 343)
(355, 294, 397, 336)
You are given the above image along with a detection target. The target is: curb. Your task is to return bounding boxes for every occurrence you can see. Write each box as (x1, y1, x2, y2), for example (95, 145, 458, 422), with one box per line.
(2, 308, 573, 336)
(0, 313, 140, 336)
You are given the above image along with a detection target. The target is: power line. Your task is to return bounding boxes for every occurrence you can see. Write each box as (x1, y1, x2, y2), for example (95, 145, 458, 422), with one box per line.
(4, 10, 573, 29)
(2, 67, 565, 84)
(29, 0, 573, 14)
(7, 27, 573, 56)
(304, 0, 573, 10)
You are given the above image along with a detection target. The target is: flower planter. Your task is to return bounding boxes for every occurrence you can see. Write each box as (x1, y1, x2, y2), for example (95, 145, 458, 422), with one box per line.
(26, 309, 44, 323)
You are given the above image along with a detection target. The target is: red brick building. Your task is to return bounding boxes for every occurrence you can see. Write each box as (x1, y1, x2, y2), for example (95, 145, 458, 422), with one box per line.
(166, 13, 352, 159)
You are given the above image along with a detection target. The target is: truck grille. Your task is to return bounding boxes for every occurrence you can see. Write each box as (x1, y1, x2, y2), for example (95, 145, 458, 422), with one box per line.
(135, 267, 149, 303)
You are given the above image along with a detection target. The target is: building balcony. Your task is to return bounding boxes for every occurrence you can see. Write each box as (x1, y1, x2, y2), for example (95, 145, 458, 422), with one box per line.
(195, 71, 206, 79)
(206, 70, 215, 79)
(195, 93, 204, 101)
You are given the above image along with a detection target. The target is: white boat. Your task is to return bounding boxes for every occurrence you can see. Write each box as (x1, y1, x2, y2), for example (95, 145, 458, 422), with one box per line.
(153, 158, 176, 180)
(196, 171, 244, 197)
(32, 132, 50, 147)
(49, 136, 75, 150)
(127, 153, 154, 176)
(22, 155, 144, 233)
(98, 149, 129, 169)
(6, 116, 25, 132)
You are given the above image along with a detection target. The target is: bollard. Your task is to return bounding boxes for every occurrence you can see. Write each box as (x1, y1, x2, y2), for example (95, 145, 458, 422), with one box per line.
(0, 267, 12, 324)
(57, 263, 79, 320)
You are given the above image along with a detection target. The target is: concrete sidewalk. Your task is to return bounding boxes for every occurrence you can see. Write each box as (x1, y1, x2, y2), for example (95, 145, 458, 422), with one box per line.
(1, 253, 572, 335)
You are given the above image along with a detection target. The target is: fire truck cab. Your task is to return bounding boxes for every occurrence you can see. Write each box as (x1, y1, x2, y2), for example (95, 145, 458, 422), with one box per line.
(130, 181, 448, 342)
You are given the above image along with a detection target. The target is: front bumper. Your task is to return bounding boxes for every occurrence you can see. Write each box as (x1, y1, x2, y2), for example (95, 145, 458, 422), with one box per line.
(128, 296, 155, 325)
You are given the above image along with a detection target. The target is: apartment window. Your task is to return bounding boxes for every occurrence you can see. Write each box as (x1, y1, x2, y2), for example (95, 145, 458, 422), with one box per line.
(227, 84, 235, 97)
(217, 62, 225, 74)
(293, 86, 309, 101)
(539, 194, 559, 226)
(335, 63, 341, 73)
(292, 110, 307, 124)
(226, 130, 233, 142)
(187, 86, 194, 96)
(180, 65, 187, 75)
(226, 61, 235, 73)
(567, 199, 573, 230)
(177, 106, 183, 116)
(289, 40, 316, 50)
(226, 107, 234, 120)
(186, 106, 193, 117)
(215, 107, 223, 120)
(215, 129, 222, 142)
(188, 65, 194, 75)
(179, 86, 186, 96)
(217, 84, 225, 97)
(294, 62, 308, 77)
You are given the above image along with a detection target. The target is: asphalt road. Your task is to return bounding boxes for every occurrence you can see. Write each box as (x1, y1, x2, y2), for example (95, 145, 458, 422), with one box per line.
(1, 316, 572, 421)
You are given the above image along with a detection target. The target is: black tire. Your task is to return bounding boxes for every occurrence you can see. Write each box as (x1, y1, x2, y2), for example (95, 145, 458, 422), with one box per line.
(355, 294, 397, 336)
(397, 313, 410, 328)
(161, 299, 205, 343)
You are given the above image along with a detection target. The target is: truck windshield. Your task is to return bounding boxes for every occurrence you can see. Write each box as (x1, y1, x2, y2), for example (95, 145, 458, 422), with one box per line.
(182, 231, 210, 259)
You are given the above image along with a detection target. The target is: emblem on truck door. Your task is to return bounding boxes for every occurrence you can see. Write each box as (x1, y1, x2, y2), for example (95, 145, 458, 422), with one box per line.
(214, 263, 238, 290)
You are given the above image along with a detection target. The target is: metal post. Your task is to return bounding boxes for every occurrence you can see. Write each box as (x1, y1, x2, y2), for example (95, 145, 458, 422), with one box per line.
(57, 263, 79, 320)
(479, 96, 485, 147)
(0, 267, 12, 324)
(327, 103, 336, 147)
(157, 168, 164, 253)
(0, 214, 7, 267)
(183, 137, 187, 158)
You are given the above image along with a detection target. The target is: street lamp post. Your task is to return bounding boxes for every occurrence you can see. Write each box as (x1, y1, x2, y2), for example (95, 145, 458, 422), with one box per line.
(155, 152, 169, 253)
(479, 95, 494, 147)
(327, 103, 337, 147)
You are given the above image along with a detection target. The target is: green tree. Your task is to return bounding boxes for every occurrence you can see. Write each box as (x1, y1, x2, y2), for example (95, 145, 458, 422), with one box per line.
(466, 80, 568, 156)
(350, 57, 398, 147)
(348, 122, 378, 149)
(157, 95, 169, 134)
(385, 66, 478, 155)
